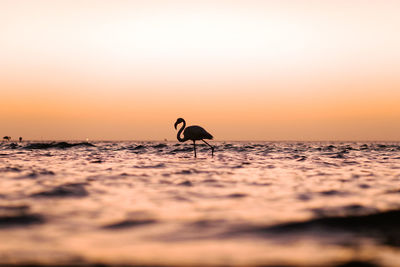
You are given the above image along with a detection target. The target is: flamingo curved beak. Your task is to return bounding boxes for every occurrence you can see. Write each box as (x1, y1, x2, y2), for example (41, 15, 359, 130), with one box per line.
(174, 121, 179, 130)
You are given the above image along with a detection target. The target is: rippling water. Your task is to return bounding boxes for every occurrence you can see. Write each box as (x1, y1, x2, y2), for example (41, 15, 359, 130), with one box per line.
(1, 141, 400, 266)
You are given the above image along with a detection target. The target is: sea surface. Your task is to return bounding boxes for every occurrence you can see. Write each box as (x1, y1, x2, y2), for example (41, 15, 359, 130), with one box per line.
(0, 141, 400, 267)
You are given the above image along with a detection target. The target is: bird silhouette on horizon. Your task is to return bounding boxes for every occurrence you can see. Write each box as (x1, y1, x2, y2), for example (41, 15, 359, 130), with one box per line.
(174, 118, 214, 158)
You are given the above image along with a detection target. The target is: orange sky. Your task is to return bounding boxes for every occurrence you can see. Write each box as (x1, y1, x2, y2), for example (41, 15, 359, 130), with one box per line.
(1, 0, 399, 140)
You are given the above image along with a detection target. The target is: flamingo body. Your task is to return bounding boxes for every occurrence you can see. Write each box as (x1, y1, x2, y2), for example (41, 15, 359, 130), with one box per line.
(182, 125, 213, 141)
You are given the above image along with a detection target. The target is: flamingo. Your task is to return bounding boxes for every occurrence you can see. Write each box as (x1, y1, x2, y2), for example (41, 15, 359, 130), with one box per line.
(174, 118, 214, 158)
(3, 136, 11, 142)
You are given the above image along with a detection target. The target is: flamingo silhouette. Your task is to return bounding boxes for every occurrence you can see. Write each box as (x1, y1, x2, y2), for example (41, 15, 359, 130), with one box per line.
(174, 118, 214, 158)
(3, 136, 11, 142)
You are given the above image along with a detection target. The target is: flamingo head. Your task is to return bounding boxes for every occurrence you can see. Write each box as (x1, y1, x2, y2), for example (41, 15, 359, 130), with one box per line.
(174, 118, 184, 130)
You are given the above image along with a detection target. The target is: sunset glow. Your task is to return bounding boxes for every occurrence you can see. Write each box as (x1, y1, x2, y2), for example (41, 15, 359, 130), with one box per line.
(1, 0, 399, 140)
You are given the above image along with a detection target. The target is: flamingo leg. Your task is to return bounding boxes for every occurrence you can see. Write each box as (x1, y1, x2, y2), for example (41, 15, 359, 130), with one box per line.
(193, 140, 197, 158)
(202, 140, 214, 157)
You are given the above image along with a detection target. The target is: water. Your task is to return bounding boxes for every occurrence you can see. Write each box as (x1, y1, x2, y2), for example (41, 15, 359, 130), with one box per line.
(0, 141, 400, 266)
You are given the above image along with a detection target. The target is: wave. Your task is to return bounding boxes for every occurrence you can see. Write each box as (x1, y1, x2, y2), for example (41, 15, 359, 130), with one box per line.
(227, 208, 400, 247)
(31, 183, 89, 198)
(0, 205, 45, 228)
(24, 142, 95, 149)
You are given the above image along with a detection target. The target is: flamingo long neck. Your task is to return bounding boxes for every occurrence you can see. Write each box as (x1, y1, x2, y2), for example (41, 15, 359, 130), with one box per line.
(177, 120, 187, 142)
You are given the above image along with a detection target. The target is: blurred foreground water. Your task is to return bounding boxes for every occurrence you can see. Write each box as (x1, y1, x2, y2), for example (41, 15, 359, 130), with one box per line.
(0, 141, 400, 267)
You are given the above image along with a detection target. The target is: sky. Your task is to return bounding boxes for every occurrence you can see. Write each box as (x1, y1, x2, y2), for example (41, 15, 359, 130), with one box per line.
(1, 0, 399, 140)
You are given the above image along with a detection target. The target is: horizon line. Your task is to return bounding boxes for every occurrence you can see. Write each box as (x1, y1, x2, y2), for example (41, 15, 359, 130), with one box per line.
(4, 139, 400, 143)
